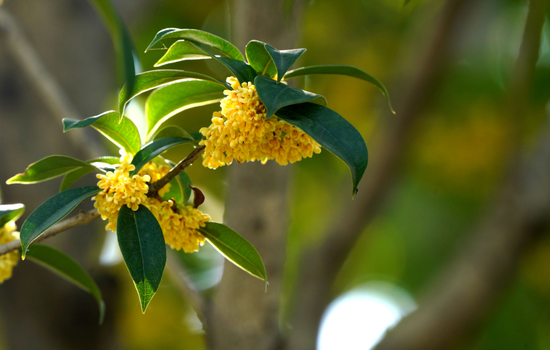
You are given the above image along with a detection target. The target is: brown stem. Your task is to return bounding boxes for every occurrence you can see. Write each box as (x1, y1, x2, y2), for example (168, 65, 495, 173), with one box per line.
(147, 145, 206, 198)
(0, 209, 99, 256)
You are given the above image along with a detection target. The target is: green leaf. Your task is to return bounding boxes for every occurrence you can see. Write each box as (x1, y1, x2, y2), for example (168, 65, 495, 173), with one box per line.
(155, 40, 212, 66)
(0, 204, 25, 227)
(88, 0, 136, 93)
(26, 244, 105, 324)
(145, 80, 225, 139)
(7, 156, 96, 185)
(175, 42, 256, 84)
(254, 75, 327, 119)
(245, 40, 277, 78)
(119, 70, 229, 116)
(20, 186, 100, 259)
(130, 137, 195, 176)
(276, 103, 368, 196)
(60, 168, 95, 192)
(265, 44, 306, 83)
(199, 222, 267, 282)
(179, 171, 193, 203)
(117, 205, 166, 313)
(60, 156, 122, 191)
(165, 160, 193, 204)
(284, 64, 394, 113)
(152, 125, 194, 142)
(145, 28, 244, 61)
(63, 111, 141, 155)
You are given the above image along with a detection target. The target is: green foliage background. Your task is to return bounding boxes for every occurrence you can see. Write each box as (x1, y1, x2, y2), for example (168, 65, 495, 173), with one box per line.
(1, 0, 550, 349)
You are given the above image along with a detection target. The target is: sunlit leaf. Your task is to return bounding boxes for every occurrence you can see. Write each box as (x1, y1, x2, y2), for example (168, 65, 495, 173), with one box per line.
(276, 103, 368, 196)
(145, 80, 225, 139)
(119, 70, 229, 116)
(20, 186, 100, 259)
(152, 125, 194, 142)
(59, 157, 119, 192)
(88, 0, 136, 93)
(130, 137, 195, 176)
(245, 40, 277, 78)
(199, 222, 267, 282)
(254, 75, 327, 119)
(265, 44, 306, 82)
(7, 156, 96, 185)
(145, 28, 244, 61)
(26, 244, 105, 324)
(117, 205, 166, 313)
(284, 64, 394, 113)
(0, 204, 25, 227)
(154, 40, 212, 66)
(63, 111, 141, 155)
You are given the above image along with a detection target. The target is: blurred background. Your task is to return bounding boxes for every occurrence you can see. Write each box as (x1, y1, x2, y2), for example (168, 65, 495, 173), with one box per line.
(1, 0, 550, 349)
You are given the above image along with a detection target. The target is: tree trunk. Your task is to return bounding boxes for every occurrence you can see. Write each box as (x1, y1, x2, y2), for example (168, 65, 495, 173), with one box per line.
(208, 1, 303, 349)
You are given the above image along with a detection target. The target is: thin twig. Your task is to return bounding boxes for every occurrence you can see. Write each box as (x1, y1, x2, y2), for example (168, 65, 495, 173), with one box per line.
(0, 209, 99, 256)
(148, 145, 205, 197)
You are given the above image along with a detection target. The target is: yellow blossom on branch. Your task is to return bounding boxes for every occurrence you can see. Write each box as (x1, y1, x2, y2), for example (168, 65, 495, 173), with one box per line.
(92, 150, 209, 253)
(199, 77, 321, 169)
(0, 221, 20, 283)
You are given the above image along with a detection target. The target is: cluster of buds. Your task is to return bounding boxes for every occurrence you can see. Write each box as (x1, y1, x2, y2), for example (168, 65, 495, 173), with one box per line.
(0, 221, 20, 283)
(92, 151, 209, 253)
(199, 77, 321, 169)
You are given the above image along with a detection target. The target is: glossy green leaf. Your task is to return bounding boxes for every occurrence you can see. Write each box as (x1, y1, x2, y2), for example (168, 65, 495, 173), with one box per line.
(245, 40, 277, 78)
(63, 111, 141, 155)
(276, 103, 368, 196)
(155, 40, 212, 66)
(0, 204, 25, 227)
(26, 244, 105, 324)
(145, 28, 244, 61)
(61, 156, 122, 191)
(20, 186, 100, 259)
(7, 156, 96, 185)
(152, 125, 194, 142)
(165, 160, 193, 204)
(265, 44, 306, 83)
(284, 64, 394, 113)
(254, 75, 327, 119)
(179, 171, 193, 203)
(199, 222, 267, 282)
(130, 137, 195, 176)
(179, 42, 256, 84)
(60, 168, 95, 192)
(145, 80, 225, 139)
(117, 205, 166, 313)
(119, 70, 228, 116)
(88, 0, 136, 93)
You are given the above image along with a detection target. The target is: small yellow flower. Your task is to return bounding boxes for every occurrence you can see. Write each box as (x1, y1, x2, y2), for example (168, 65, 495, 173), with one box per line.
(92, 151, 150, 231)
(199, 77, 321, 168)
(0, 221, 20, 283)
(93, 150, 210, 253)
(137, 162, 171, 197)
(144, 199, 209, 253)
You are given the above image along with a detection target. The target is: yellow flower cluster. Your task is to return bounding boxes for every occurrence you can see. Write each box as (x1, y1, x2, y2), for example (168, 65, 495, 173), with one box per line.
(137, 162, 171, 197)
(93, 152, 150, 231)
(199, 77, 321, 168)
(147, 199, 209, 253)
(0, 222, 20, 283)
(92, 151, 209, 253)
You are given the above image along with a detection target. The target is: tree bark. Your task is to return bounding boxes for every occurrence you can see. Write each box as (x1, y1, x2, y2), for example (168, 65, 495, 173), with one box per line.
(208, 1, 303, 349)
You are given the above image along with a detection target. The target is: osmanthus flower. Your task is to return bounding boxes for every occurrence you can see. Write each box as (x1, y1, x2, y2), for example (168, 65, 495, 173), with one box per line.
(0, 221, 20, 283)
(92, 150, 209, 253)
(199, 77, 321, 169)
(146, 198, 209, 253)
